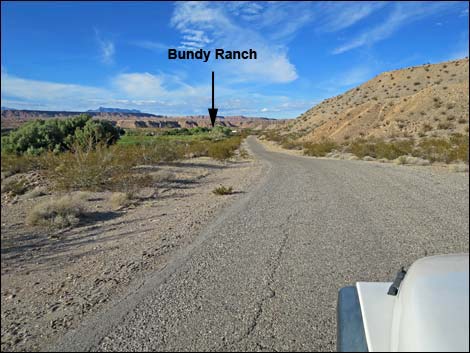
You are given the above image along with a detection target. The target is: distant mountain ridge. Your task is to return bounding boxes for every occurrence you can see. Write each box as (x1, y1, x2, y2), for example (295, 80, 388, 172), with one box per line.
(87, 107, 143, 114)
(1, 108, 282, 130)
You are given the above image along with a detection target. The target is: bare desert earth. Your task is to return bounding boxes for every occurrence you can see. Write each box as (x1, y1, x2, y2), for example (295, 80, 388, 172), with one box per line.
(1, 146, 263, 352)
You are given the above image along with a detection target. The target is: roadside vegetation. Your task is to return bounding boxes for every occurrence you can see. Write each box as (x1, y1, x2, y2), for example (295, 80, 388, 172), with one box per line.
(1, 114, 121, 155)
(1, 117, 249, 229)
(26, 194, 86, 229)
(212, 185, 234, 195)
(262, 129, 469, 165)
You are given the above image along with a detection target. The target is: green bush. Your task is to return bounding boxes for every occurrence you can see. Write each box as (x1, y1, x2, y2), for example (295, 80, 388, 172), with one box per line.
(347, 139, 413, 160)
(1, 115, 122, 155)
(414, 135, 469, 163)
(73, 119, 121, 149)
(345, 136, 468, 164)
(303, 139, 338, 157)
(207, 136, 241, 160)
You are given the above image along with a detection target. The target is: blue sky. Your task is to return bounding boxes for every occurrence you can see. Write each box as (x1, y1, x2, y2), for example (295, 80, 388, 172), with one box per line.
(1, 1, 468, 118)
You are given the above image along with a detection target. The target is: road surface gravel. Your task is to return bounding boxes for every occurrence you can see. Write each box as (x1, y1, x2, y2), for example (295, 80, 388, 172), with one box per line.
(51, 136, 469, 352)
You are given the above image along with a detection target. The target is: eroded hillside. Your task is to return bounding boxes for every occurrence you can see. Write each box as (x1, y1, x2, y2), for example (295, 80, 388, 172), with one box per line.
(287, 58, 469, 143)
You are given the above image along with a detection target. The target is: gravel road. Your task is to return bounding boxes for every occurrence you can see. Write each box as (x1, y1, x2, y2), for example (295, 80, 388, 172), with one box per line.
(51, 136, 469, 352)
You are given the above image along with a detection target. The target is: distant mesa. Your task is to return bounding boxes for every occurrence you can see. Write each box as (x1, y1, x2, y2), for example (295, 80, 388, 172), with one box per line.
(1, 107, 282, 130)
(86, 106, 144, 114)
(87, 107, 143, 114)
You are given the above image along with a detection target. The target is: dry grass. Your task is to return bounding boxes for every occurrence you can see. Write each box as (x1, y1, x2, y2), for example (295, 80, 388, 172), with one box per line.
(303, 140, 338, 157)
(212, 185, 233, 195)
(207, 136, 243, 161)
(26, 194, 85, 229)
(347, 139, 414, 160)
(1, 177, 29, 196)
(109, 192, 134, 210)
(394, 155, 431, 166)
(24, 187, 48, 199)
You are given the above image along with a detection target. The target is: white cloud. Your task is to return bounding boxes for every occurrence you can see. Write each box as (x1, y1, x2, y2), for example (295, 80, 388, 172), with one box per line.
(170, 2, 298, 83)
(1, 69, 307, 118)
(332, 2, 457, 54)
(316, 2, 385, 32)
(2, 72, 110, 103)
(95, 29, 115, 64)
(113, 73, 166, 99)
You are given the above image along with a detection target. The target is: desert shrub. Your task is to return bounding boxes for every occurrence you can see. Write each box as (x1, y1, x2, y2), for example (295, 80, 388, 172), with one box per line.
(26, 194, 85, 229)
(394, 155, 430, 166)
(348, 138, 413, 160)
(161, 126, 213, 136)
(1, 115, 122, 155)
(1, 177, 29, 196)
(414, 135, 468, 163)
(239, 148, 250, 159)
(108, 172, 155, 194)
(145, 140, 186, 163)
(24, 187, 48, 199)
(209, 126, 233, 139)
(109, 192, 134, 210)
(73, 119, 121, 149)
(207, 136, 241, 161)
(44, 143, 128, 191)
(1, 153, 45, 175)
(212, 185, 233, 195)
(437, 121, 453, 130)
(303, 139, 338, 157)
(422, 123, 433, 132)
(261, 129, 303, 149)
(185, 140, 209, 158)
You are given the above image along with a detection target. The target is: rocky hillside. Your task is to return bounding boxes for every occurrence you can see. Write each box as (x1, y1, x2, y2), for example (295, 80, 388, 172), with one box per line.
(287, 58, 469, 143)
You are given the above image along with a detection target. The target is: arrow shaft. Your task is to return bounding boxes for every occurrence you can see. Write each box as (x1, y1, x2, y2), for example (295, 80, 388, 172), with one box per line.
(211, 71, 215, 109)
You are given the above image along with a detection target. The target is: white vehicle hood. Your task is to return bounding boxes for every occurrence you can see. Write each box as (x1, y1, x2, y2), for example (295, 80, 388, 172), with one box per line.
(357, 254, 469, 352)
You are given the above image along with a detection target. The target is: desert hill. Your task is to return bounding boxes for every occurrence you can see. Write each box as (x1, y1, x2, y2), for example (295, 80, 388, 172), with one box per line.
(286, 58, 469, 143)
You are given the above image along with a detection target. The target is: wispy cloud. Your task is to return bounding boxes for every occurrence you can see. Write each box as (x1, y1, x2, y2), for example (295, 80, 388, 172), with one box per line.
(332, 2, 457, 55)
(95, 29, 115, 64)
(1, 72, 111, 111)
(170, 2, 298, 83)
(316, 1, 385, 32)
(133, 40, 168, 52)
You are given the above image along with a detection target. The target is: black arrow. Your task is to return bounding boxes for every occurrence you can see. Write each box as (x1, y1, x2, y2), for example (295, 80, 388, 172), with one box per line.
(208, 71, 218, 127)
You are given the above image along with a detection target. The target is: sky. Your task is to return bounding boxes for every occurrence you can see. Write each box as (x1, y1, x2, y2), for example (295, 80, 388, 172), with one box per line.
(1, 1, 469, 119)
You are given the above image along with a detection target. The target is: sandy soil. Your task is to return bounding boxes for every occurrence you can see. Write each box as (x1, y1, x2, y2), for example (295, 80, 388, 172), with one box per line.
(1, 147, 263, 352)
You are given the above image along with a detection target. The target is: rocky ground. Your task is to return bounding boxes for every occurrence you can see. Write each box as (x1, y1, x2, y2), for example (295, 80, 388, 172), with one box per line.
(1, 146, 262, 352)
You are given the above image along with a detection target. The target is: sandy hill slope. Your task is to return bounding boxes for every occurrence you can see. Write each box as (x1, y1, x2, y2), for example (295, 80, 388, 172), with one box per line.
(286, 58, 469, 143)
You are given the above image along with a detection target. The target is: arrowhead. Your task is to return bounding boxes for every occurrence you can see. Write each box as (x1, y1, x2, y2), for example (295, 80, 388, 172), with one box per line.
(208, 108, 218, 127)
